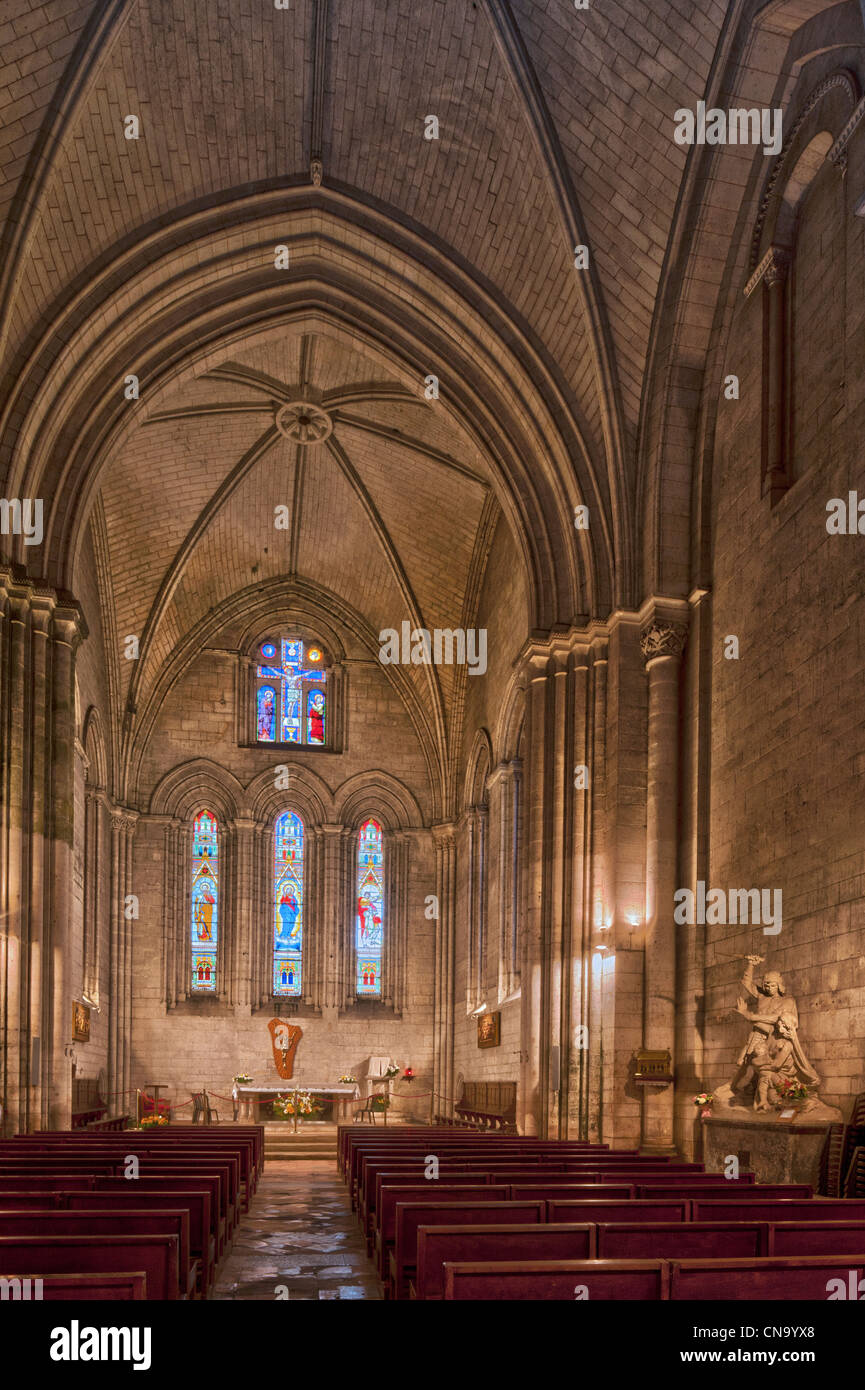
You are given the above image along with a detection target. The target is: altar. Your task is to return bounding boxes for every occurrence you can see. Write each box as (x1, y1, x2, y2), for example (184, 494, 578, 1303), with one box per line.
(235, 1084, 359, 1123)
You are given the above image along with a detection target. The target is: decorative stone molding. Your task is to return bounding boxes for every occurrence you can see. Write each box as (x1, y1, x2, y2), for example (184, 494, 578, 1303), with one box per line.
(749, 70, 859, 271)
(828, 95, 865, 170)
(744, 245, 790, 299)
(273, 398, 333, 445)
(639, 621, 687, 664)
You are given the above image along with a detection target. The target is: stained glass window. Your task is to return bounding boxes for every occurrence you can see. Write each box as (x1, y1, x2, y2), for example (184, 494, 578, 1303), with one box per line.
(257, 686, 276, 742)
(191, 810, 218, 993)
(356, 819, 383, 997)
(255, 638, 326, 746)
(274, 811, 304, 996)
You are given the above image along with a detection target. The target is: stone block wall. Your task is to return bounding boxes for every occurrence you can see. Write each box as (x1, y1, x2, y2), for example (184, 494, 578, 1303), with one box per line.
(703, 98, 865, 1116)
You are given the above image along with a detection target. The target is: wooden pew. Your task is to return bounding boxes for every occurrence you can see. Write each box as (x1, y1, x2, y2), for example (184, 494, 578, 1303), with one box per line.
(692, 1197, 865, 1223)
(364, 1169, 495, 1241)
(390, 1200, 544, 1299)
(640, 1182, 812, 1202)
(374, 1183, 510, 1277)
(767, 1220, 865, 1256)
(509, 1184, 635, 1203)
(0, 1234, 180, 1300)
(669, 1254, 865, 1300)
(0, 1272, 147, 1299)
(548, 1199, 691, 1223)
(0, 1209, 194, 1299)
(94, 1175, 224, 1262)
(596, 1221, 767, 1258)
(0, 1176, 96, 1192)
(444, 1258, 668, 1300)
(3, 1149, 241, 1228)
(414, 1222, 595, 1301)
(65, 1192, 211, 1296)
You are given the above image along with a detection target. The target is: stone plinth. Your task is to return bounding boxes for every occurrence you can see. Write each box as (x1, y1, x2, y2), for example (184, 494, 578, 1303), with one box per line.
(702, 1114, 830, 1185)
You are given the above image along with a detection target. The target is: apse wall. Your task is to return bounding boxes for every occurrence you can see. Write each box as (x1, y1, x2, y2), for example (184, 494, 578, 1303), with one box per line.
(129, 619, 436, 1116)
(703, 93, 865, 1116)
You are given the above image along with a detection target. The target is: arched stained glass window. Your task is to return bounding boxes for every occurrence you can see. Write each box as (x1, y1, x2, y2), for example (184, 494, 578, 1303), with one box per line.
(191, 810, 218, 993)
(255, 639, 327, 746)
(274, 811, 304, 996)
(356, 819, 383, 997)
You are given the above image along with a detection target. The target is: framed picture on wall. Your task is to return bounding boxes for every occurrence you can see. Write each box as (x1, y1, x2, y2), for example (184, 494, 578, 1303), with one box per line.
(72, 1001, 91, 1042)
(477, 1010, 500, 1048)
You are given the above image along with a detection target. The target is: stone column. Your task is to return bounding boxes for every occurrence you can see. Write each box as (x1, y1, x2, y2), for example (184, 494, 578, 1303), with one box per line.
(639, 616, 687, 1154)
(0, 584, 30, 1134)
(565, 651, 590, 1138)
(384, 830, 409, 1013)
(47, 606, 81, 1129)
(432, 823, 457, 1118)
(108, 808, 137, 1116)
(82, 786, 104, 998)
(232, 819, 257, 1011)
(762, 247, 790, 505)
(520, 652, 550, 1137)
(319, 824, 347, 1013)
(254, 822, 272, 1011)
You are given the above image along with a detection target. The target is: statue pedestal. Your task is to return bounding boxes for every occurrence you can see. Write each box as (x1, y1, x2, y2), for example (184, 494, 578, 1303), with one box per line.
(702, 1112, 835, 1185)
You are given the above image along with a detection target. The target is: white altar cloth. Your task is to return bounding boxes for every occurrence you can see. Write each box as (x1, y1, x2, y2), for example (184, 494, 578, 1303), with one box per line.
(235, 1083, 359, 1121)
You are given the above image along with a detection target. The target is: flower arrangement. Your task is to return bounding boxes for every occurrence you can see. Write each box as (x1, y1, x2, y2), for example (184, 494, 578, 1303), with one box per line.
(775, 1077, 810, 1105)
(693, 1092, 714, 1108)
(383, 1064, 399, 1079)
(272, 1089, 324, 1121)
(338, 1074, 357, 1085)
(139, 1113, 168, 1129)
(371, 1094, 390, 1110)
(233, 1073, 252, 1085)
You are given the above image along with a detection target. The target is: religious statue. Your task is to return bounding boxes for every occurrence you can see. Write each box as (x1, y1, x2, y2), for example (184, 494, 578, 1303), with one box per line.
(714, 954, 831, 1116)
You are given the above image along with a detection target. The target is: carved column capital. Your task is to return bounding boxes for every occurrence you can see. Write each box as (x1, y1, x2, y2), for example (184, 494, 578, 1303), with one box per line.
(639, 620, 687, 665)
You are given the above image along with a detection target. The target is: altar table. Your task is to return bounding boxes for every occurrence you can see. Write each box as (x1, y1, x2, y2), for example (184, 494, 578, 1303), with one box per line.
(235, 1084, 360, 1122)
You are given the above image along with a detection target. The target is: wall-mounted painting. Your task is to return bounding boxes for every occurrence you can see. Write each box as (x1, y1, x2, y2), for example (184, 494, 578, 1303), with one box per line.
(477, 1011, 500, 1048)
(72, 1001, 91, 1042)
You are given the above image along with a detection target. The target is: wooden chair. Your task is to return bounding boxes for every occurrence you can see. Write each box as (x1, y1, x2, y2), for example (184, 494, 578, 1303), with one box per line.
(190, 1091, 219, 1124)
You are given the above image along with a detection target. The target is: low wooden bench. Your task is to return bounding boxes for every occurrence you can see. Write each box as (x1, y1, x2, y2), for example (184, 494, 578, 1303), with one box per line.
(454, 1081, 518, 1133)
(415, 1221, 594, 1301)
(444, 1258, 668, 1300)
(391, 1200, 545, 1299)
(0, 1234, 180, 1300)
(669, 1254, 865, 1300)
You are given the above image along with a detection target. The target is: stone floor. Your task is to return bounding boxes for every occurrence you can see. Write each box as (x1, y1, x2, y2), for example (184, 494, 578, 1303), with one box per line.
(212, 1160, 383, 1300)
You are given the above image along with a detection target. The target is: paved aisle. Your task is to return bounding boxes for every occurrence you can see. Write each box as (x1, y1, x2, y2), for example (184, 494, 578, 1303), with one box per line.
(213, 1159, 382, 1300)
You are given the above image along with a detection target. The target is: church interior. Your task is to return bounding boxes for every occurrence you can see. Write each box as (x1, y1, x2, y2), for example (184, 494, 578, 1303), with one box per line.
(1, 0, 865, 1320)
